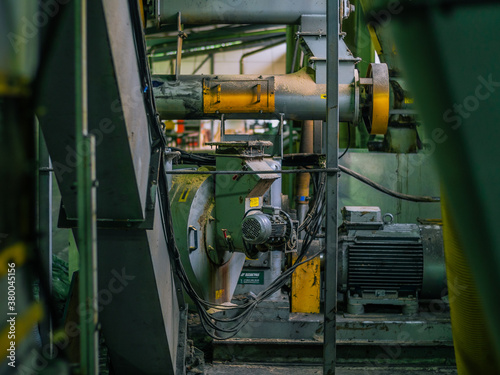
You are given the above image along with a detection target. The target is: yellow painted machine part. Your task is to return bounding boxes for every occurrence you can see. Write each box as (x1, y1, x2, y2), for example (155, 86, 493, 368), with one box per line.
(203, 77, 275, 114)
(442, 196, 499, 374)
(366, 63, 389, 135)
(291, 253, 321, 314)
(291, 120, 320, 314)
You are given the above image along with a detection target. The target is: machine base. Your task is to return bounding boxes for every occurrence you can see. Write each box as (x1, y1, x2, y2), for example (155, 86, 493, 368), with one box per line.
(212, 299, 454, 366)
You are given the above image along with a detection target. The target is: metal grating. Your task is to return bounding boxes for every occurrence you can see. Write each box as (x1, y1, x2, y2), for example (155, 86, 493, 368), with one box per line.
(348, 241, 423, 292)
(242, 218, 262, 240)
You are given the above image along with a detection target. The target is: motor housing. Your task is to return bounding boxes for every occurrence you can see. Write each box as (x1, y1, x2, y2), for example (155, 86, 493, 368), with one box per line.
(338, 206, 446, 314)
(241, 213, 287, 245)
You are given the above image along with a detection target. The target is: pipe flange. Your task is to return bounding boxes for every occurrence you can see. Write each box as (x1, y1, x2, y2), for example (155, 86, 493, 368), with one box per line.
(365, 63, 389, 135)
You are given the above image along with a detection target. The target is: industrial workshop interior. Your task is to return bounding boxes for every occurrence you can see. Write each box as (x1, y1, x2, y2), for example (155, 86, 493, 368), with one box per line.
(2, 0, 500, 374)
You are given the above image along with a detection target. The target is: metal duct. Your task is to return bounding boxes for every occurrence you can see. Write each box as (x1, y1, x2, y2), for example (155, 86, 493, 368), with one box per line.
(153, 68, 357, 122)
(157, 0, 326, 26)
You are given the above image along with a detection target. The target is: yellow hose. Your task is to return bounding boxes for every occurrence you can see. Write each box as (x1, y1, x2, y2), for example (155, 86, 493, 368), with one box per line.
(442, 196, 498, 374)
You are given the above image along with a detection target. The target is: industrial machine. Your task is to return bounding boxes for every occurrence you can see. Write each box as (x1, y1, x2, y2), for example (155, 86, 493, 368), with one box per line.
(338, 206, 446, 315)
(155, 0, 452, 367)
(11, 0, 500, 374)
(169, 140, 295, 304)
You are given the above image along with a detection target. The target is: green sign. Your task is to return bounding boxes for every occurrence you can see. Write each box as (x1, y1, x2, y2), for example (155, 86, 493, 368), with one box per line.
(238, 271, 264, 285)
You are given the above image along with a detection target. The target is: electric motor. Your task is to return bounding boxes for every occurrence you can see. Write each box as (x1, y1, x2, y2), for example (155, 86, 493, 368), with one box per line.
(338, 206, 446, 313)
(241, 212, 287, 245)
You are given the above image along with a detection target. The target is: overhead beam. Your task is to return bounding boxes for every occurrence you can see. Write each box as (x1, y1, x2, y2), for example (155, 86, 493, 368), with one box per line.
(157, 0, 326, 25)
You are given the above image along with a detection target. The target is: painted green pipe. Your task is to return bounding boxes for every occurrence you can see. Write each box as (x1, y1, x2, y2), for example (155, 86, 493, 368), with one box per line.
(442, 196, 498, 374)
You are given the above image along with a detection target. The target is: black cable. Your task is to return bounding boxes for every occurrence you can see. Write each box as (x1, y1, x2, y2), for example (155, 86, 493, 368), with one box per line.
(339, 165, 440, 202)
(169, 146, 216, 166)
(338, 123, 351, 160)
(171, 148, 440, 204)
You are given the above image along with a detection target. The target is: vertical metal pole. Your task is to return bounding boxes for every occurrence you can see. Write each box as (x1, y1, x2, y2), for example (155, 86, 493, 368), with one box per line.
(175, 12, 185, 81)
(324, 0, 339, 374)
(279, 113, 284, 160)
(286, 25, 298, 202)
(220, 114, 225, 141)
(75, 0, 99, 374)
(38, 126, 53, 354)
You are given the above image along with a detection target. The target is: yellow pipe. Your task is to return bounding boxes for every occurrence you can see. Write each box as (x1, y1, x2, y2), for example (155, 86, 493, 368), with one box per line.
(295, 120, 314, 203)
(442, 195, 498, 374)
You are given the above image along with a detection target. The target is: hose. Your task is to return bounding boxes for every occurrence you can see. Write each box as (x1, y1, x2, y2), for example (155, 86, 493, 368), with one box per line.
(441, 194, 498, 374)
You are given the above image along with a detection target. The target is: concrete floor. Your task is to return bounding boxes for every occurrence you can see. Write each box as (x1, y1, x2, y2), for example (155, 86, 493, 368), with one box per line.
(205, 364, 458, 374)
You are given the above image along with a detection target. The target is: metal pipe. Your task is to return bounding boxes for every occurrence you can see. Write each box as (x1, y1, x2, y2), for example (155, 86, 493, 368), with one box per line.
(285, 25, 297, 73)
(152, 69, 356, 121)
(220, 114, 225, 141)
(164, 168, 337, 175)
(158, 0, 326, 26)
(175, 12, 185, 80)
(324, 0, 339, 373)
(313, 120, 323, 153)
(290, 37, 300, 74)
(279, 113, 284, 160)
(149, 27, 286, 55)
(296, 120, 314, 226)
(150, 35, 286, 63)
